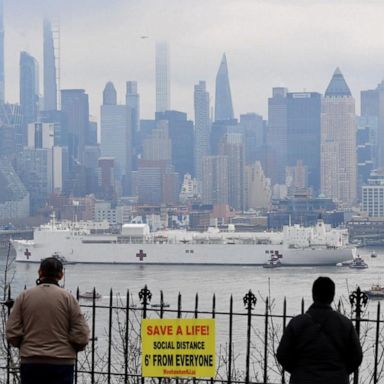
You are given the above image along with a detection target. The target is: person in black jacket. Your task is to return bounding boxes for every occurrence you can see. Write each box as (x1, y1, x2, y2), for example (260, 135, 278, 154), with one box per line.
(276, 276, 362, 384)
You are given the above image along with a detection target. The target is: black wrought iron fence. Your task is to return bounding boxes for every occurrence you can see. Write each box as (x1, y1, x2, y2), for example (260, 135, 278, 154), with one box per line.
(1, 285, 383, 384)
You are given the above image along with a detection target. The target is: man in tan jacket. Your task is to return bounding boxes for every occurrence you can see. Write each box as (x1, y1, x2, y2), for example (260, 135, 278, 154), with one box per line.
(6, 257, 90, 384)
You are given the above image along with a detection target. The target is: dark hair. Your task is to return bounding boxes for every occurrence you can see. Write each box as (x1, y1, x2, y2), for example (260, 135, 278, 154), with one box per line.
(312, 276, 335, 304)
(39, 257, 63, 280)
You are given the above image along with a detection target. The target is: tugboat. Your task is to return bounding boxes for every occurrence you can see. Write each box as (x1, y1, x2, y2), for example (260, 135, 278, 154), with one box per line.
(349, 255, 368, 269)
(263, 254, 282, 269)
(365, 284, 384, 299)
(79, 291, 102, 300)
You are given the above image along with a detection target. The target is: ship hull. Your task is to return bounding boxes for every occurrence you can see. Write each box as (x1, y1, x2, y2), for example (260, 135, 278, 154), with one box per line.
(12, 235, 354, 266)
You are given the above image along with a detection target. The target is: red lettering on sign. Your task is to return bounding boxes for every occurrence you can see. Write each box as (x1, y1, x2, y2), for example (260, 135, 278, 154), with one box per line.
(146, 325, 173, 336)
(185, 325, 209, 335)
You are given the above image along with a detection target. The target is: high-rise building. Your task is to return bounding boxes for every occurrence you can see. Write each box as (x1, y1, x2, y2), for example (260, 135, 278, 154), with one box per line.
(219, 133, 244, 211)
(266, 87, 288, 184)
(287, 92, 321, 193)
(357, 116, 377, 199)
(103, 81, 117, 105)
(137, 121, 178, 204)
(361, 81, 384, 168)
(214, 54, 234, 122)
(61, 89, 89, 168)
(0, 0, 5, 104)
(155, 110, 194, 182)
(0, 158, 29, 219)
(244, 161, 271, 210)
(126, 81, 140, 170)
(100, 82, 132, 182)
(155, 41, 170, 113)
(362, 170, 384, 217)
(20, 51, 39, 144)
(43, 19, 57, 111)
(194, 81, 210, 184)
(239, 113, 265, 164)
(321, 68, 357, 205)
(0, 103, 23, 156)
(201, 155, 229, 206)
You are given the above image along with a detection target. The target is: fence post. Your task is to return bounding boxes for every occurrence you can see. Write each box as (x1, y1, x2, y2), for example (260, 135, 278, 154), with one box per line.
(139, 286, 152, 384)
(374, 301, 380, 384)
(228, 295, 233, 384)
(263, 297, 269, 384)
(349, 286, 368, 384)
(243, 290, 257, 384)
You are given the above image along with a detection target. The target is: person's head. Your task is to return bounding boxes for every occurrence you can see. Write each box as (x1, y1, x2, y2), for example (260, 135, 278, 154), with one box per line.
(38, 257, 64, 281)
(312, 276, 335, 304)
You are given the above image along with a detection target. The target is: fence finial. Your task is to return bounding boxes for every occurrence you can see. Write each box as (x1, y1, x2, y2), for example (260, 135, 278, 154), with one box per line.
(243, 289, 257, 310)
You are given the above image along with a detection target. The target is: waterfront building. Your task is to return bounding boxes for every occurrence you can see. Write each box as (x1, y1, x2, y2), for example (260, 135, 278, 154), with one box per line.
(20, 52, 39, 145)
(100, 82, 132, 183)
(214, 53, 234, 122)
(321, 68, 357, 205)
(155, 41, 170, 113)
(43, 19, 57, 111)
(194, 81, 210, 184)
(266, 87, 288, 185)
(362, 170, 384, 217)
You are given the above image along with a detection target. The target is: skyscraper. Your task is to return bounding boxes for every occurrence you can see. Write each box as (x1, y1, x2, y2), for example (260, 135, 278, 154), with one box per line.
(266, 87, 288, 185)
(287, 92, 321, 193)
(20, 51, 39, 144)
(126, 81, 140, 170)
(103, 81, 117, 105)
(214, 54, 234, 122)
(155, 41, 170, 113)
(61, 89, 89, 168)
(43, 19, 57, 111)
(100, 82, 132, 183)
(0, 0, 5, 104)
(361, 81, 384, 169)
(219, 133, 244, 211)
(155, 110, 194, 182)
(321, 68, 356, 205)
(194, 81, 210, 184)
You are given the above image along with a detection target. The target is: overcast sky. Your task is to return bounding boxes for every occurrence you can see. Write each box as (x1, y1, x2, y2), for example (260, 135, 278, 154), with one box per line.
(5, 0, 384, 122)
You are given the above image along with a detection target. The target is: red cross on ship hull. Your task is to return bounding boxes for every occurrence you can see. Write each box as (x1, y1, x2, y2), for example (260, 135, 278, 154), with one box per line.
(136, 250, 147, 261)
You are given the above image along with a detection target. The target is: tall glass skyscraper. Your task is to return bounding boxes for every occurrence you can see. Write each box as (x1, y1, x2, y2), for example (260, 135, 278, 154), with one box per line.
(194, 81, 210, 184)
(43, 19, 57, 111)
(20, 51, 39, 140)
(214, 53, 234, 122)
(155, 41, 170, 113)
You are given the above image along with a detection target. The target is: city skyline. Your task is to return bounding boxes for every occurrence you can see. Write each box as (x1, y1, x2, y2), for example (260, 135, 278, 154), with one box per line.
(5, 0, 384, 121)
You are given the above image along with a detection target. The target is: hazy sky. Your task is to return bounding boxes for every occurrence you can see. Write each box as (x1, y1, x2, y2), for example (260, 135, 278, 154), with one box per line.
(5, 0, 384, 122)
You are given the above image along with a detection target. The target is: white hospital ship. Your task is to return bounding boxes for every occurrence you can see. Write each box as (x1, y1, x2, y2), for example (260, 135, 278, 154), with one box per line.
(12, 218, 354, 266)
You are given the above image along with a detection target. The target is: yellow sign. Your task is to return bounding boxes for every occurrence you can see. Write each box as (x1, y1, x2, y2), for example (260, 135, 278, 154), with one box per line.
(141, 318, 215, 378)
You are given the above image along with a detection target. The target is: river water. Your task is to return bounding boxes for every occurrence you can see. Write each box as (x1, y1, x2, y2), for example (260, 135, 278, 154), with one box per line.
(4, 246, 384, 312)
